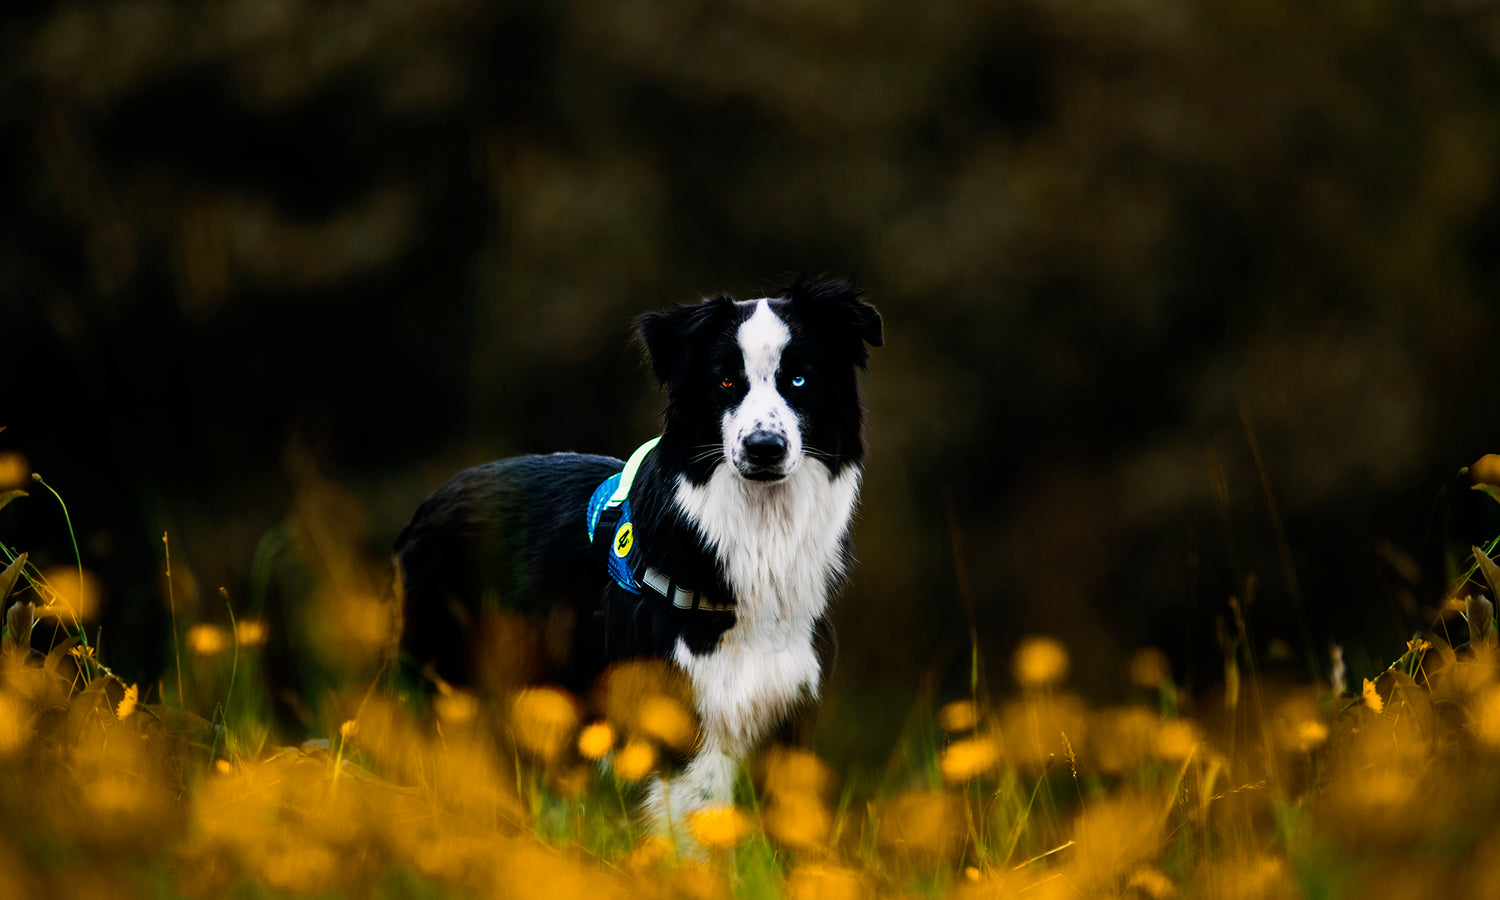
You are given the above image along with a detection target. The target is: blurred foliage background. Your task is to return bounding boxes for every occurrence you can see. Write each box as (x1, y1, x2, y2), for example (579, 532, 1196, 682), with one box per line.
(4, 0, 1499, 754)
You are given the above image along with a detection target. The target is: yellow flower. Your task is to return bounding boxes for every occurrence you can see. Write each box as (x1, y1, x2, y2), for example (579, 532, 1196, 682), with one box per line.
(1471, 453, 1500, 486)
(0, 693, 28, 755)
(937, 699, 979, 733)
(1014, 635, 1069, 688)
(39, 566, 101, 623)
(613, 738, 657, 780)
(1155, 719, 1202, 761)
(434, 688, 478, 725)
(623, 835, 671, 874)
(940, 735, 1001, 782)
(1362, 678, 1384, 715)
(510, 687, 579, 761)
(878, 791, 961, 859)
(1128, 647, 1171, 689)
(1293, 719, 1329, 752)
(761, 746, 834, 799)
(339, 719, 358, 741)
(763, 792, 831, 851)
(637, 694, 697, 750)
(577, 722, 615, 760)
(235, 618, 269, 647)
(1472, 685, 1500, 747)
(116, 683, 138, 720)
(786, 865, 864, 900)
(186, 623, 230, 656)
(0, 453, 27, 489)
(688, 806, 752, 849)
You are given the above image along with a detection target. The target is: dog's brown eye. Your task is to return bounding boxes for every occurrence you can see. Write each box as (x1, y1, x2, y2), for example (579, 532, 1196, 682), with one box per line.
(720, 378, 734, 389)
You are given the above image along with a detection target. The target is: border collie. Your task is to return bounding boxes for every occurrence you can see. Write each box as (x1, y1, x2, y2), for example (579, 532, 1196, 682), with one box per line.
(394, 276, 882, 829)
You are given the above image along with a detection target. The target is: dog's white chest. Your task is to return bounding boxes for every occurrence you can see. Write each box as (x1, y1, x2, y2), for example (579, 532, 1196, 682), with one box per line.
(674, 619, 820, 746)
(671, 460, 861, 747)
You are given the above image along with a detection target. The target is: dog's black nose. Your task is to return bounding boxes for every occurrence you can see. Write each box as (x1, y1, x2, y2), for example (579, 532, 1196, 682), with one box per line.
(744, 432, 788, 467)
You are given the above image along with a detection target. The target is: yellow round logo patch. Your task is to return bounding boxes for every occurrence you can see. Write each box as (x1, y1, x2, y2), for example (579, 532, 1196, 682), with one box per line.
(613, 522, 634, 558)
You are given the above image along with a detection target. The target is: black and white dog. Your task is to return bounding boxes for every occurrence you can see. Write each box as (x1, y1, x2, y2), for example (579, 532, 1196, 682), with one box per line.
(394, 276, 881, 826)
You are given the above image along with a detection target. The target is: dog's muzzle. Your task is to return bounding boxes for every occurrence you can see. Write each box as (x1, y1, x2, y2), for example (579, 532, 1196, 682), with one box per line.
(740, 431, 789, 480)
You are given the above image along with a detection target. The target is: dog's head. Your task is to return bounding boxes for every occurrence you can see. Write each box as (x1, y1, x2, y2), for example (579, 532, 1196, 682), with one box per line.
(638, 277, 883, 485)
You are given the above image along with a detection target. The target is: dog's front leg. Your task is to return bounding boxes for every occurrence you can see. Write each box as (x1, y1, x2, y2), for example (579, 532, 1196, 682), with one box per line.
(644, 736, 739, 844)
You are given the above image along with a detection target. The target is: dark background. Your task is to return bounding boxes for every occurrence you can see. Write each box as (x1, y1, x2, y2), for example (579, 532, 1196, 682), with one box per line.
(4, 0, 1498, 750)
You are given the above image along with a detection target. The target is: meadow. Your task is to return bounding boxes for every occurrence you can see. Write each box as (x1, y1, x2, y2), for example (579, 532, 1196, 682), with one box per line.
(2, 453, 1500, 899)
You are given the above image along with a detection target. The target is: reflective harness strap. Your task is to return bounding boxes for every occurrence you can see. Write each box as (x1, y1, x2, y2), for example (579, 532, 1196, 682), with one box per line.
(586, 437, 733, 614)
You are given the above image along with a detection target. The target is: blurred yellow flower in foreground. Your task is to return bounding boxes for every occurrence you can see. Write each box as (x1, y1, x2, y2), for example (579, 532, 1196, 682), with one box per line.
(39, 566, 100, 623)
(761, 746, 834, 799)
(577, 721, 615, 760)
(1362, 678, 1384, 715)
(613, 738, 657, 781)
(1471, 453, 1500, 486)
(1156, 719, 1202, 761)
(0, 692, 28, 755)
(0, 453, 27, 489)
(1472, 685, 1500, 747)
(763, 792, 831, 851)
(937, 699, 979, 733)
(879, 790, 961, 858)
(940, 735, 1001, 782)
(115, 683, 138, 720)
(186, 623, 230, 656)
(688, 806, 752, 849)
(1128, 647, 1171, 689)
(510, 687, 579, 761)
(786, 864, 864, 900)
(637, 694, 696, 750)
(434, 688, 478, 725)
(235, 618, 269, 647)
(1014, 636, 1069, 688)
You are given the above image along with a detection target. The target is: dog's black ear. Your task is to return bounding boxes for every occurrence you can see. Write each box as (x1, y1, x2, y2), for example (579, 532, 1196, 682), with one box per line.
(786, 276, 883, 367)
(636, 294, 734, 389)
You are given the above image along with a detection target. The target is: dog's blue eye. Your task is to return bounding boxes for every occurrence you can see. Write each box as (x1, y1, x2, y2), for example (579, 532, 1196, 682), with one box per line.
(790, 375, 806, 387)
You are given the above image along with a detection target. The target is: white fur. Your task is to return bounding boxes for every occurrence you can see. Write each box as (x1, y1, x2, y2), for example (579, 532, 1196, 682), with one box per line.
(724, 300, 801, 474)
(649, 459, 861, 830)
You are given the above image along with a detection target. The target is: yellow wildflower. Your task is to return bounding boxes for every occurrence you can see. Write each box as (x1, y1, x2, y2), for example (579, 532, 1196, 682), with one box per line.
(637, 694, 696, 750)
(510, 687, 579, 761)
(688, 806, 752, 849)
(1014, 635, 1069, 688)
(940, 735, 1001, 782)
(1362, 678, 1384, 715)
(116, 683, 138, 720)
(186, 623, 230, 656)
(1472, 685, 1500, 747)
(0, 693, 28, 755)
(1471, 453, 1500, 486)
(0, 453, 27, 489)
(786, 864, 864, 900)
(1293, 719, 1329, 752)
(1128, 647, 1171, 689)
(434, 688, 478, 725)
(879, 791, 961, 859)
(613, 738, 657, 781)
(761, 746, 834, 799)
(937, 699, 979, 732)
(39, 566, 100, 622)
(763, 792, 831, 851)
(577, 721, 615, 760)
(1155, 719, 1202, 761)
(235, 618, 269, 647)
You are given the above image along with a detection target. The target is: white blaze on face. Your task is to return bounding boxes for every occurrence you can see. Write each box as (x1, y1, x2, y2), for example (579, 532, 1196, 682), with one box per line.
(727, 299, 800, 474)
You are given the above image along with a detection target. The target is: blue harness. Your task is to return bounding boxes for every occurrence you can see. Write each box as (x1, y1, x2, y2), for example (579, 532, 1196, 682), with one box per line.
(585, 437, 733, 614)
